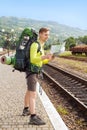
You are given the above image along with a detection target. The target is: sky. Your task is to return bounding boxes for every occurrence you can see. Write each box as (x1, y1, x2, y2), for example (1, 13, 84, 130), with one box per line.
(0, 0, 87, 30)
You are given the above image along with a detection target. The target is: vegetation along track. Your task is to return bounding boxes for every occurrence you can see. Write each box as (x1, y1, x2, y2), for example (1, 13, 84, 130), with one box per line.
(59, 55, 87, 62)
(0, 50, 15, 56)
(43, 63, 87, 113)
(0, 50, 7, 56)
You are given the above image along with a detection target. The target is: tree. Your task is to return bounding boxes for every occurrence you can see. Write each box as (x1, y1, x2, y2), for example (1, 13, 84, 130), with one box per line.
(83, 35, 87, 44)
(64, 37, 76, 50)
(77, 35, 87, 45)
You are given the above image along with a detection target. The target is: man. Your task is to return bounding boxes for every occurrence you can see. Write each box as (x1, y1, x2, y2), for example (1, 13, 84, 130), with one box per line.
(22, 28, 53, 125)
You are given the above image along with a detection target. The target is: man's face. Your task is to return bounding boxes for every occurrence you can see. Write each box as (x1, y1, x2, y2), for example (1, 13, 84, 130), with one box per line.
(39, 31, 50, 42)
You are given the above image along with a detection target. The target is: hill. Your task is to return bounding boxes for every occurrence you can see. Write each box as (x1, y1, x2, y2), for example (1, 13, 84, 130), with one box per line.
(0, 16, 87, 41)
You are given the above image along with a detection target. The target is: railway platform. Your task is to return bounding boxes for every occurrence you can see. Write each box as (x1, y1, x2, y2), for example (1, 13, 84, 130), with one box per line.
(0, 61, 69, 130)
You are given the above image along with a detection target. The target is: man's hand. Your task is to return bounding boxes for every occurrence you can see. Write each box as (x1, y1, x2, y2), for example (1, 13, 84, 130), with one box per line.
(41, 53, 54, 61)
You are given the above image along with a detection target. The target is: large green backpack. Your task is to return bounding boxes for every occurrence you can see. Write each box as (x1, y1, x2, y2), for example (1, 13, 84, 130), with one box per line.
(13, 28, 41, 72)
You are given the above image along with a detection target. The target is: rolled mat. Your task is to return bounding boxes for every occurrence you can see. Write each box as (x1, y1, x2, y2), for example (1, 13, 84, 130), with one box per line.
(1, 55, 15, 65)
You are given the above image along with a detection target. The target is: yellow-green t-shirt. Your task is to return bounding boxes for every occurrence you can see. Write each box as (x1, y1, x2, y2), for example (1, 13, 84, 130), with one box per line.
(30, 42, 49, 67)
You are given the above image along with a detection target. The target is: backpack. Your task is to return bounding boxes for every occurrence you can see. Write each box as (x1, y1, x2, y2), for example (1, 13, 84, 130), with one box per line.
(13, 28, 41, 72)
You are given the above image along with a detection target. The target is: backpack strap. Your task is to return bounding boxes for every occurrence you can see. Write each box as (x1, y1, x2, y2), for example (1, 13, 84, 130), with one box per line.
(26, 40, 41, 58)
(36, 41, 41, 54)
(25, 41, 42, 73)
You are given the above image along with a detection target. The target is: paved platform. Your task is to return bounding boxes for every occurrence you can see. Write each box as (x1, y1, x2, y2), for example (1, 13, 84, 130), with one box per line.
(0, 59, 69, 130)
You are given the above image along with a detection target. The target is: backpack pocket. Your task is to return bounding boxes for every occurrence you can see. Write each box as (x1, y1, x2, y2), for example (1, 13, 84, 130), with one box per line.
(30, 63, 42, 73)
(14, 59, 26, 71)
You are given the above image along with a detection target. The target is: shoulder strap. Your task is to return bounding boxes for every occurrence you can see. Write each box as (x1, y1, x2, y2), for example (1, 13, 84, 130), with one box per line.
(36, 41, 41, 53)
(25, 40, 41, 59)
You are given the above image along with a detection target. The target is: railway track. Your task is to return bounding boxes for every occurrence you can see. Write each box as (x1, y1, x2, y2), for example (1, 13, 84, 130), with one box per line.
(43, 63, 87, 113)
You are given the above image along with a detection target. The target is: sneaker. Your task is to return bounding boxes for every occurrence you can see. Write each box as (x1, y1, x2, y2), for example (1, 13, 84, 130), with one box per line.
(22, 108, 30, 116)
(29, 115, 46, 125)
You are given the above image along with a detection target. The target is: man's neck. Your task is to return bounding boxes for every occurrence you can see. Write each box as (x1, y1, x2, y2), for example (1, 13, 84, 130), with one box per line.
(38, 38, 44, 45)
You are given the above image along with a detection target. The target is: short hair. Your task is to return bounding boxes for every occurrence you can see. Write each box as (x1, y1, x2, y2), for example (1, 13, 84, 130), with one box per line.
(39, 28, 49, 34)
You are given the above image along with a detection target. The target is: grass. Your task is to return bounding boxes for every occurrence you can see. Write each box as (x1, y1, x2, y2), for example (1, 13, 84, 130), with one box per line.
(75, 119, 86, 126)
(57, 105, 69, 115)
(46, 50, 87, 73)
(59, 51, 72, 56)
(59, 51, 87, 58)
(57, 51, 87, 73)
(53, 56, 87, 75)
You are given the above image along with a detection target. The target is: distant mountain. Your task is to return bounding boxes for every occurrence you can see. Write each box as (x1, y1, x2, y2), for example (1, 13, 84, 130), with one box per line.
(0, 16, 87, 41)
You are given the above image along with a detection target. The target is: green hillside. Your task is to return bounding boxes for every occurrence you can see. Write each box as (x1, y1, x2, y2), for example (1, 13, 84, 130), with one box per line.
(0, 16, 87, 41)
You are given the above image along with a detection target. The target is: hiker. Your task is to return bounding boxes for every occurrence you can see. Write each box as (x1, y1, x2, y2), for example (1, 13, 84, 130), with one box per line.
(22, 27, 54, 125)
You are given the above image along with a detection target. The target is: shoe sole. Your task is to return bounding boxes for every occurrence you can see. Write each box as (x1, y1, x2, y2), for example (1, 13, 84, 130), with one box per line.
(22, 113, 30, 116)
(29, 121, 46, 125)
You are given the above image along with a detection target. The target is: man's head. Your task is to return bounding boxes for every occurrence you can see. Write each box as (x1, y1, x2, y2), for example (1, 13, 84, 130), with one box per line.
(39, 28, 50, 43)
